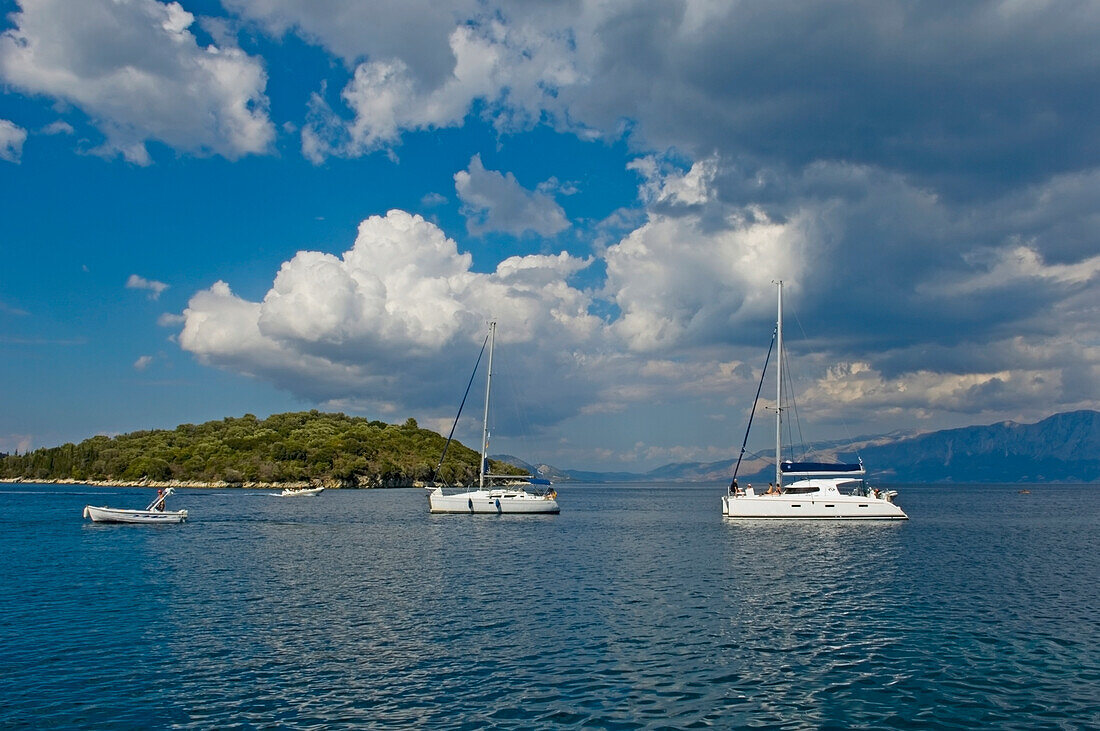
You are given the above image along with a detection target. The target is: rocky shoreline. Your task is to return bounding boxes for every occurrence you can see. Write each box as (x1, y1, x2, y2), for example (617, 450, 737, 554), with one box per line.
(2, 477, 324, 489)
(0, 477, 433, 489)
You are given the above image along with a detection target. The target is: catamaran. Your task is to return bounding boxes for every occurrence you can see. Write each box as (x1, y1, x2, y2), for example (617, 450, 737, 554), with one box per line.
(722, 281, 908, 520)
(427, 321, 560, 514)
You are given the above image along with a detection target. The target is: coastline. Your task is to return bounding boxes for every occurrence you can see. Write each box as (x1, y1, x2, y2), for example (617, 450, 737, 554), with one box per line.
(1, 477, 325, 490)
(0, 477, 434, 489)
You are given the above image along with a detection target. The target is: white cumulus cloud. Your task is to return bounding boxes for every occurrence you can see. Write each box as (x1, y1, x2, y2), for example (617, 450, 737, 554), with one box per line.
(0, 119, 27, 163)
(301, 19, 583, 161)
(177, 210, 601, 423)
(0, 0, 275, 164)
(605, 207, 806, 352)
(455, 155, 570, 237)
(126, 274, 169, 300)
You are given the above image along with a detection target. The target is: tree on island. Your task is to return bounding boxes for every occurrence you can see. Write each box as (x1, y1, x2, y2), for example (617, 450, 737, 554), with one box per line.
(0, 411, 525, 487)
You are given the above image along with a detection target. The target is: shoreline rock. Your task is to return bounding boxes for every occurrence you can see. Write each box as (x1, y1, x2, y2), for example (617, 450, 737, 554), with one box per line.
(1, 477, 335, 489)
(2, 477, 456, 489)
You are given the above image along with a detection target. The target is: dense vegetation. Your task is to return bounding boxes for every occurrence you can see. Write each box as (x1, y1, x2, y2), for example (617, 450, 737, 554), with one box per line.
(0, 411, 525, 487)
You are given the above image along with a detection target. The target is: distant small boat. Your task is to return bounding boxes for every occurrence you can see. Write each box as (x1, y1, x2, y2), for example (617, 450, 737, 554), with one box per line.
(1019, 489, 1031, 494)
(83, 487, 187, 524)
(279, 486, 325, 497)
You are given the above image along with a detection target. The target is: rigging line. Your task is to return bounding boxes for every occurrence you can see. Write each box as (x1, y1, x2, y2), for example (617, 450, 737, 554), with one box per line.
(784, 306, 813, 460)
(732, 327, 777, 481)
(787, 302, 865, 464)
(500, 350, 536, 468)
(790, 307, 858, 462)
(826, 364, 862, 463)
(781, 347, 798, 462)
(739, 447, 772, 463)
(434, 331, 490, 478)
(782, 346, 809, 462)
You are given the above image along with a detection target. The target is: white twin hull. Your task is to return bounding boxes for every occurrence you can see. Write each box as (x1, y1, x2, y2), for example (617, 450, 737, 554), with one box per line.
(428, 488, 560, 514)
(722, 489, 907, 520)
(83, 505, 188, 524)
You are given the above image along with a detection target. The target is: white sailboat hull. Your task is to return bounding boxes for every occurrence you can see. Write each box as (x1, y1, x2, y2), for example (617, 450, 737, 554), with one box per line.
(428, 488, 560, 514)
(722, 486, 907, 520)
(83, 505, 188, 524)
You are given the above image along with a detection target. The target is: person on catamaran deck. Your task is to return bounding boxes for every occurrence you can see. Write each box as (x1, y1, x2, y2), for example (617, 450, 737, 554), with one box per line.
(765, 482, 780, 495)
(728, 479, 739, 496)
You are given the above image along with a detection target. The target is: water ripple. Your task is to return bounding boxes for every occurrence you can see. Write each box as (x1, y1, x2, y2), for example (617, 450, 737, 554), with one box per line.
(0, 483, 1097, 729)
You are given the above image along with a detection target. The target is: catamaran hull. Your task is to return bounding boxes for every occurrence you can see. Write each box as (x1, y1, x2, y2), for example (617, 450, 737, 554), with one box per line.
(83, 505, 188, 524)
(428, 489, 560, 514)
(721, 494, 907, 520)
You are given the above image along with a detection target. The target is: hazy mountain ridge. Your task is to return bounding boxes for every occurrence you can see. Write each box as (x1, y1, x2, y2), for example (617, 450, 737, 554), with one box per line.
(856, 410, 1100, 483)
(7, 410, 1095, 488)
(512, 411, 1100, 484)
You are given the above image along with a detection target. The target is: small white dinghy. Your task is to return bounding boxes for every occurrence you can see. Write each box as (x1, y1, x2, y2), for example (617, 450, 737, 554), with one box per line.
(83, 487, 188, 524)
(279, 486, 324, 497)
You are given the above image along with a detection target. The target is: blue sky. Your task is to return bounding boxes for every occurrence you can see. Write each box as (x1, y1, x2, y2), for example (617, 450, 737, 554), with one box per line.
(2, 0, 1099, 471)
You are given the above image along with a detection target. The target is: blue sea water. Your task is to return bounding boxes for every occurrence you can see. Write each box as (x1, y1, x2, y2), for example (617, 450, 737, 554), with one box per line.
(0, 483, 1097, 729)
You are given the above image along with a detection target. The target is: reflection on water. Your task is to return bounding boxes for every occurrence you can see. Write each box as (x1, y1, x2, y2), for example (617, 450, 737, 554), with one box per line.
(0, 483, 1096, 728)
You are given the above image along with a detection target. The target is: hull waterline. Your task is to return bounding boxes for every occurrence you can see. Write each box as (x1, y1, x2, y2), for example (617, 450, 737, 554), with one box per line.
(428, 488, 560, 514)
(83, 505, 188, 524)
(721, 494, 908, 519)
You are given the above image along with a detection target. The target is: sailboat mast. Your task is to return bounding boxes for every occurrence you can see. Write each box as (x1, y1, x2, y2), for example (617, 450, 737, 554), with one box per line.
(774, 281, 783, 489)
(480, 321, 496, 489)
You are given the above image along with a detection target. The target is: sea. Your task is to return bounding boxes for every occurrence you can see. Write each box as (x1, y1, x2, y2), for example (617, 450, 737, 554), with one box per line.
(1, 482, 1096, 729)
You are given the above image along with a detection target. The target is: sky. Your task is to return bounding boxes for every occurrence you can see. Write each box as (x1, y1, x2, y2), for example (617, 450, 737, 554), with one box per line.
(2, 0, 1099, 472)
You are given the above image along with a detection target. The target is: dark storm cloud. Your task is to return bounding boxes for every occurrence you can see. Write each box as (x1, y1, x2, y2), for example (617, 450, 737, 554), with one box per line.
(573, 1, 1100, 199)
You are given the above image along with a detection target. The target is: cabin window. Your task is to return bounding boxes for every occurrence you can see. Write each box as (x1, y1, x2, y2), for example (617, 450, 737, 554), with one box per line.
(784, 486, 819, 495)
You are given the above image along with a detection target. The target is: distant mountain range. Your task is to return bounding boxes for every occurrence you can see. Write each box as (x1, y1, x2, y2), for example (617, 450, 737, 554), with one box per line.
(497, 410, 1100, 484)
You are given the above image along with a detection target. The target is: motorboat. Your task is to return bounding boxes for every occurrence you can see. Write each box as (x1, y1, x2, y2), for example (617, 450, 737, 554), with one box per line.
(427, 321, 560, 514)
(722, 281, 908, 520)
(83, 487, 188, 524)
(279, 486, 324, 497)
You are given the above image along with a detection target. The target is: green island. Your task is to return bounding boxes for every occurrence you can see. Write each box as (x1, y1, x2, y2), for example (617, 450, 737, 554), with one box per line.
(0, 411, 526, 488)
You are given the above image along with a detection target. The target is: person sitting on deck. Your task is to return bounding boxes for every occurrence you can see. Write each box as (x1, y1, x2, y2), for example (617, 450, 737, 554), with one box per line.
(765, 482, 780, 495)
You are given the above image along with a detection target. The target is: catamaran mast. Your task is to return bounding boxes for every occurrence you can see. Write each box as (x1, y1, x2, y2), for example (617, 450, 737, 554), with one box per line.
(774, 281, 783, 489)
(479, 321, 496, 489)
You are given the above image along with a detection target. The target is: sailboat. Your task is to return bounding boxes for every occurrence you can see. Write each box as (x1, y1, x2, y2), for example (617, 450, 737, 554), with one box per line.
(722, 281, 908, 520)
(427, 321, 560, 514)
